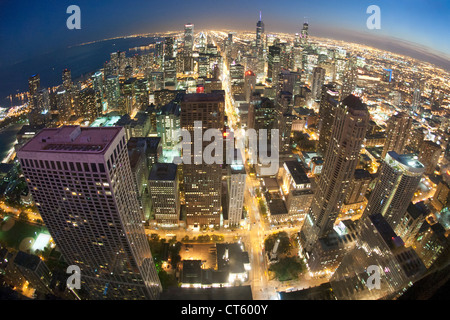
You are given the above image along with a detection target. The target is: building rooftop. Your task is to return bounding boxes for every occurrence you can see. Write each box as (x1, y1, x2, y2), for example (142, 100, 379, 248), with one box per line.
(284, 161, 310, 186)
(13, 251, 41, 271)
(18, 125, 122, 154)
(386, 151, 425, 173)
(181, 93, 224, 103)
(149, 163, 177, 181)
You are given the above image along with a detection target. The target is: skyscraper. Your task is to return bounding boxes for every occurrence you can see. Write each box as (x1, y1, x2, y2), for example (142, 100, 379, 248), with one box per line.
(301, 22, 309, 46)
(340, 57, 357, 99)
(17, 126, 162, 299)
(256, 12, 265, 52)
(361, 151, 424, 230)
(301, 95, 369, 252)
(381, 112, 413, 159)
(184, 23, 194, 54)
(317, 84, 340, 157)
(418, 140, 442, 175)
(148, 163, 180, 228)
(180, 93, 225, 229)
(311, 67, 326, 101)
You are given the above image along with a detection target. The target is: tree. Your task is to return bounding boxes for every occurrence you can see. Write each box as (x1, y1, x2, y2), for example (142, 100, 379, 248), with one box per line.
(264, 232, 291, 255)
(269, 257, 305, 281)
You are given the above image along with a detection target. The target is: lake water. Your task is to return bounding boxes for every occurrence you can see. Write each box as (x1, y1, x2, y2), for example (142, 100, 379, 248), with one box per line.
(0, 123, 24, 162)
(0, 35, 161, 107)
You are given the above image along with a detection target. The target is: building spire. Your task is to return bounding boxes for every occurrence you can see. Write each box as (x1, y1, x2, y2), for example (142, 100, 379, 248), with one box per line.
(259, 11, 262, 21)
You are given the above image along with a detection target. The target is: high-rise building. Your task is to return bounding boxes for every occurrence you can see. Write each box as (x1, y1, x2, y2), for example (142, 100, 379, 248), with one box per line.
(28, 74, 40, 98)
(62, 69, 72, 90)
(300, 95, 369, 253)
(300, 23, 309, 47)
(164, 37, 174, 58)
(268, 46, 281, 85)
(256, 12, 265, 52)
(180, 93, 225, 229)
(184, 23, 194, 54)
(148, 163, 180, 228)
(361, 151, 424, 231)
(244, 70, 256, 103)
(381, 112, 413, 159)
(17, 126, 162, 299)
(340, 57, 357, 99)
(317, 84, 339, 157)
(330, 213, 426, 300)
(311, 67, 325, 101)
(227, 161, 246, 227)
(418, 140, 442, 175)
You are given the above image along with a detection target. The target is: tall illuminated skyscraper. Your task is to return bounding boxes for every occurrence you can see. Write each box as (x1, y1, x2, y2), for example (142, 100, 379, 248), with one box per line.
(341, 57, 357, 99)
(17, 126, 162, 300)
(317, 84, 339, 157)
(184, 23, 194, 54)
(381, 112, 413, 159)
(180, 93, 225, 229)
(361, 151, 424, 231)
(301, 95, 369, 252)
(311, 67, 325, 101)
(300, 22, 309, 47)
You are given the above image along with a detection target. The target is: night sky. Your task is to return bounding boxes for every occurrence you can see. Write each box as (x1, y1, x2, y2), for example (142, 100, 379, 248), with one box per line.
(0, 0, 449, 69)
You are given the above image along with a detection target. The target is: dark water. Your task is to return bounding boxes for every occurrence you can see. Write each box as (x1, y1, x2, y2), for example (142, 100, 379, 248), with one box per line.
(0, 36, 160, 107)
(0, 123, 23, 162)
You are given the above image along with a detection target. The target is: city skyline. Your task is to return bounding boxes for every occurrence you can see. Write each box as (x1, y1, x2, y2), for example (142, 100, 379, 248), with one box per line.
(0, 0, 449, 303)
(0, 1, 449, 72)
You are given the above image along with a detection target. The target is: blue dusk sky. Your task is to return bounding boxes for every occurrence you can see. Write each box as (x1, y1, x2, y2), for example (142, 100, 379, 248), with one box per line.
(0, 0, 449, 69)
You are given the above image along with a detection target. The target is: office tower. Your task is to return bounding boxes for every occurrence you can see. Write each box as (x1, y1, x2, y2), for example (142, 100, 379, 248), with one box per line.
(184, 23, 194, 54)
(343, 169, 371, 206)
(148, 163, 180, 228)
(92, 71, 104, 109)
(62, 69, 72, 90)
(362, 151, 424, 231)
(244, 70, 256, 103)
(340, 57, 357, 99)
(227, 161, 246, 227)
(300, 22, 309, 47)
(198, 32, 207, 53)
(381, 112, 413, 159)
(317, 84, 339, 157)
(156, 102, 181, 161)
(127, 140, 152, 221)
(268, 46, 281, 85)
(418, 140, 442, 175)
(17, 126, 161, 299)
(413, 221, 449, 268)
(28, 74, 40, 98)
(301, 95, 369, 252)
(330, 213, 426, 300)
(180, 93, 225, 229)
(311, 67, 325, 101)
(105, 75, 120, 110)
(396, 202, 427, 247)
(164, 37, 174, 58)
(230, 63, 245, 95)
(407, 127, 425, 152)
(79, 87, 99, 122)
(256, 12, 265, 53)
(164, 57, 177, 88)
(198, 54, 210, 78)
(431, 180, 450, 211)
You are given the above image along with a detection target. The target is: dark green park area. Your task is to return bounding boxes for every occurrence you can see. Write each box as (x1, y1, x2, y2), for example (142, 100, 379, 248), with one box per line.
(0, 215, 49, 250)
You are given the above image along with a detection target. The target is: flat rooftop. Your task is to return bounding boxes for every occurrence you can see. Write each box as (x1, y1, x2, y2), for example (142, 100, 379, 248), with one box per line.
(149, 163, 177, 181)
(18, 125, 122, 154)
(284, 161, 311, 185)
(181, 93, 224, 103)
